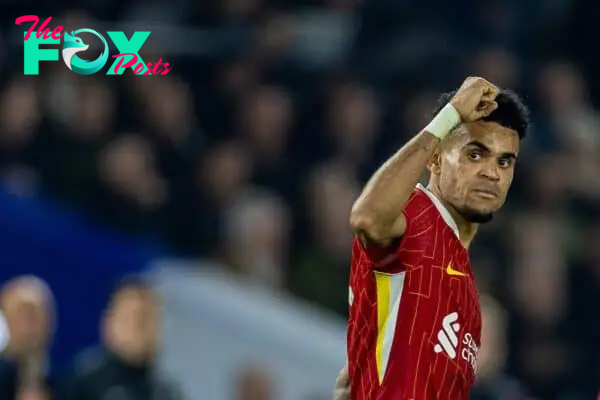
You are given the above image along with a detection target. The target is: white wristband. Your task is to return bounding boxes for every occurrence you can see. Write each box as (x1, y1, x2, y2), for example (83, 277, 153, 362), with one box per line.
(424, 103, 462, 139)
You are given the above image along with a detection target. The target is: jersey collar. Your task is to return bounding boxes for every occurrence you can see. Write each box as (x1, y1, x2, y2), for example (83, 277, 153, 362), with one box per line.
(416, 183, 460, 239)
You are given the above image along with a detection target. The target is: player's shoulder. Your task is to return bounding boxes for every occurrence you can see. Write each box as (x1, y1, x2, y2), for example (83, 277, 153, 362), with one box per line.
(404, 184, 442, 223)
(405, 184, 460, 237)
(351, 234, 400, 271)
(405, 184, 432, 210)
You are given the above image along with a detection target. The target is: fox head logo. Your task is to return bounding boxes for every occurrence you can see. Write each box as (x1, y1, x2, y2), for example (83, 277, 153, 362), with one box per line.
(62, 31, 88, 65)
(62, 29, 108, 75)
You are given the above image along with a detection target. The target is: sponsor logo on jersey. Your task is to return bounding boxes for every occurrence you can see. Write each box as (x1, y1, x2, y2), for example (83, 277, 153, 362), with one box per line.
(446, 262, 467, 277)
(433, 312, 478, 372)
(461, 332, 479, 372)
(434, 312, 461, 358)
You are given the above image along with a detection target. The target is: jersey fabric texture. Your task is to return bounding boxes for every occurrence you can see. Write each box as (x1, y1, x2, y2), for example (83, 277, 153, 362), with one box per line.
(348, 184, 482, 400)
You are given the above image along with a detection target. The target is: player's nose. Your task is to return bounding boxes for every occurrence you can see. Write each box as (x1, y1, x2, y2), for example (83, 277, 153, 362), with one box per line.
(478, 163, 500, 181)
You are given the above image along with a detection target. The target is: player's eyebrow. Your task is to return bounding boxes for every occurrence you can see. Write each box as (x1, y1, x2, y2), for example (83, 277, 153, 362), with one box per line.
(501, 152, 518, 160)
(466, 141, 517, 159)
(466, 141, 490, 152)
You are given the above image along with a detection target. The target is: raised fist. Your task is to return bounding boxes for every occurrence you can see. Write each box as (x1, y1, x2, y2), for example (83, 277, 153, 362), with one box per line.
(451, 77, 500, 122)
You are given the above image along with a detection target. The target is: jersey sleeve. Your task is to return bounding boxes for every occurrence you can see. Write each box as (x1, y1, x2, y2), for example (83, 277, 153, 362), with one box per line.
(355, 209, 411, 272)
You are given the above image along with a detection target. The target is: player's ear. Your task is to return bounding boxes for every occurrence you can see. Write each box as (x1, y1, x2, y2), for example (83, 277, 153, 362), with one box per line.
(427, 145, 442, 175)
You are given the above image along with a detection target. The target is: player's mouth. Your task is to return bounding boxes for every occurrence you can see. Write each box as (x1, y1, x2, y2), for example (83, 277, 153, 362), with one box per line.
(472, 189, 498, 199)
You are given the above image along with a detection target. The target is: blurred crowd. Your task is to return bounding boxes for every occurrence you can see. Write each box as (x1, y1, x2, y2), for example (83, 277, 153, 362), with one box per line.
(1, 0, 600, 399)
(0, 275, 180, 399)
(0, 275, 281, 400)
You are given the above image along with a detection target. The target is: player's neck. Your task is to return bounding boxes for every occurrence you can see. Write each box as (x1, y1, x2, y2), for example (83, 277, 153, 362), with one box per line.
(425, 184, 478, 248)
(452, 215, 478, 248)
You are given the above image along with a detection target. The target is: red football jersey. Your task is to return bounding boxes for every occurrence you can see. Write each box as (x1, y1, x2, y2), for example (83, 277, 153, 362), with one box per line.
(347, 184, 482, 400)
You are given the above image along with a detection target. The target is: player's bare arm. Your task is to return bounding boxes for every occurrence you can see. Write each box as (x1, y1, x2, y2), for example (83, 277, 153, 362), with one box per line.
(349, 77, 499, 246)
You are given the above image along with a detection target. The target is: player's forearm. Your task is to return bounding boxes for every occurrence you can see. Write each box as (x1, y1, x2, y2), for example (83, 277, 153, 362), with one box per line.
(351, 100, 462, 241)
(350, 131, 439, 238)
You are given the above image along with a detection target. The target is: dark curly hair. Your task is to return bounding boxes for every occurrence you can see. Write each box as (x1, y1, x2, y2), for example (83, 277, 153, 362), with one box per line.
(433, 89, 531, 140)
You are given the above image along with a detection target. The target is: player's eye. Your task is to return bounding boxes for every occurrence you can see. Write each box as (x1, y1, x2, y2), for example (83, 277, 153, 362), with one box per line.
(467, 151, 482, 161)
(498, 157, 513, 168)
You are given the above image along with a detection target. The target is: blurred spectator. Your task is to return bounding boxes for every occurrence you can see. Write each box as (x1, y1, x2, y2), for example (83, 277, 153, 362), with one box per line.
(0, 276, 56, 400)
(0, 78, 42, 198)
(234, 363, 275, 400)
(568, 220, 600, 396)
(60, 276, 181, 400)
(470, 47, 520, 90)
(401, 89, 439, 140)
(136, 76, 202, 166)
(508, 213, 572, 396)
(40, 78, 114, 206)
(252, 12, 295, 67)
(326, 79, 380, 174)
(94, 134, 168, 233)
(289, 162, 357, 314)
(536, 61, 600, 156)
(166, 139, 252, 257)
(471, 295, 529, 400)
(0, 310, 7, 354)
(223, 189, 290, 290)
(238, 85, 294, 197)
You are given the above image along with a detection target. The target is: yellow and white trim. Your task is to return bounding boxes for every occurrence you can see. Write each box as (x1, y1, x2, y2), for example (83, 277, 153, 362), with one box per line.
(374, 271, 406, 383)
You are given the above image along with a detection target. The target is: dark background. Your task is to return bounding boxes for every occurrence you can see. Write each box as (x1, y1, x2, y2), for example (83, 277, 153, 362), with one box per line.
(0, 0, 599, 398)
